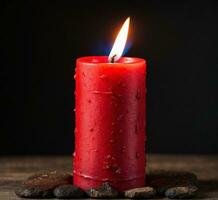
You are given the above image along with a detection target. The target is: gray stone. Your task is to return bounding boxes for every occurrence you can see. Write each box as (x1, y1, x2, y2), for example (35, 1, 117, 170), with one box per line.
(165, 186, 198, 199)
(86, 182, 120, 198)
(147, 170, 198, 195)
(15, 186, 53, 198)
(53, 184, 85, 198)
(15, 171, 72, 198)
(124, 187, 156, 198)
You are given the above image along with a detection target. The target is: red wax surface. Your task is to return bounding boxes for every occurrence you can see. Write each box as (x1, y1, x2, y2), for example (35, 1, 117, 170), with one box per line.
(74, 56, 146, 191)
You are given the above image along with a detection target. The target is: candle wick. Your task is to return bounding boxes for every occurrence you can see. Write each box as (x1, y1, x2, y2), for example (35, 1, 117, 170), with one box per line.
(110, 55, 116, 63)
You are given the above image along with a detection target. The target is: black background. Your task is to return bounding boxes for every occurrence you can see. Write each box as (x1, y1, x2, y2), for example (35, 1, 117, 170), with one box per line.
(1, 0, 218, 155)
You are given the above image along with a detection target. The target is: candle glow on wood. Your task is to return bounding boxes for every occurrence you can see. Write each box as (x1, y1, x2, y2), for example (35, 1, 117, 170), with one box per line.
(108, 17, 130, 63)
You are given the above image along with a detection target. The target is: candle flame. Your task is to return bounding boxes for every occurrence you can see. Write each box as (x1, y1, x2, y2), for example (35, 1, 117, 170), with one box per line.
(108, 17, 130, 62)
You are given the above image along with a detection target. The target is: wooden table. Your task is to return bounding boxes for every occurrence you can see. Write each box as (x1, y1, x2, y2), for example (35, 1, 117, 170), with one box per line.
(0, 154, 218, 199)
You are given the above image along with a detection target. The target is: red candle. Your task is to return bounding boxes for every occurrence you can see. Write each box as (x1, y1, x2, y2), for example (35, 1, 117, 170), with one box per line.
(73, 18, 147, 192)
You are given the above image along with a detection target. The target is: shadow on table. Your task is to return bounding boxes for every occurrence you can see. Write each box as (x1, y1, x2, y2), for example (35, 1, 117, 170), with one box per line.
(196, 180, 218, 199)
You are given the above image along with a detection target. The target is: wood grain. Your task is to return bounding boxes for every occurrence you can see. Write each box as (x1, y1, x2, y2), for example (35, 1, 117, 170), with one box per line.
(0, 154, 217, 199)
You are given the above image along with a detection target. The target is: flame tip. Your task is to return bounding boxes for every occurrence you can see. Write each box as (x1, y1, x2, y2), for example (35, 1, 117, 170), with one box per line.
(126, 17, 130, 23)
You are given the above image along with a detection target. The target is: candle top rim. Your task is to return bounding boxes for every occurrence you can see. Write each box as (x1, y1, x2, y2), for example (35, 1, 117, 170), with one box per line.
(77, 56, 146, 65)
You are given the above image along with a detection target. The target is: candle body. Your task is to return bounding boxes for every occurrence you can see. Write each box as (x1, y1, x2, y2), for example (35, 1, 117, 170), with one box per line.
(74, 56, 146, 191)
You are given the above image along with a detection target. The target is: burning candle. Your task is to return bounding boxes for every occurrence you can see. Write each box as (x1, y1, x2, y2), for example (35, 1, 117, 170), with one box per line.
(73, 18, 146, 191)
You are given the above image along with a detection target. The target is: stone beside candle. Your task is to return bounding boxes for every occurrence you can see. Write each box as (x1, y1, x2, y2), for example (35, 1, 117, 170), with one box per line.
(15, 170, 199, 199)
(15, 171, 73, 198)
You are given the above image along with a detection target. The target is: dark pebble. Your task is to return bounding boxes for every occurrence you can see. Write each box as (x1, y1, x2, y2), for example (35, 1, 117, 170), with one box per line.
(15, 171, 72, 198)
(124, 187, 156, 198)
(15, 186, 53, 198)
(165, 186, 198, 199)
(54, 184, 85, 198)
(86, 182, 120, 198)
(147, 170, 198, 195)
